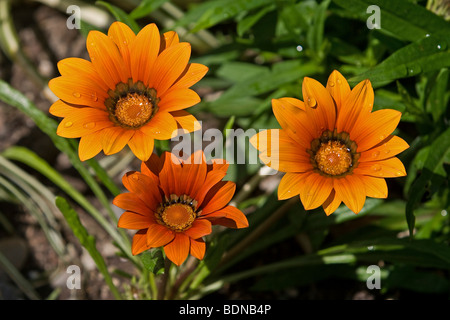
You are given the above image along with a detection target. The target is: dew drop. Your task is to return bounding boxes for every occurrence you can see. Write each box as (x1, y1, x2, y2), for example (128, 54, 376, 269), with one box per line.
(371, 164, 382, 172)
(296, 45, 303, 52)
(92, 92, 98, 102)
(395, 171, 404, 176)
(83, 122, 96, 129)
(307, 97, 317, 108)
(384, 149, 391, 155)
(73, 92, 81, 98)
(336, 79, 341, 85)
(379, 134, 386, 141)
(372, 151, 380, 158)
(64, 121, 73, 128)
(131, 174, 140, 180)
(328, 81, 335, 87)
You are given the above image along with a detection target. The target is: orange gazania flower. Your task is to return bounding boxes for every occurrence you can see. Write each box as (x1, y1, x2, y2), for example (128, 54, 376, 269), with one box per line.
(49, 22, 207, 161)
(113, 151, 248, 266)
(250, 70, 409, 215)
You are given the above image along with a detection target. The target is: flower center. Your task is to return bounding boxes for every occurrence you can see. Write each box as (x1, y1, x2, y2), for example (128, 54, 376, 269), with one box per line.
(105, 80, 160, 129)
(156, 195, 198, 232)
(315, 140, 352, 176)
(161, 203, 196, 231)
(115, 93, 153, 127)
(308, 130, 360, 177)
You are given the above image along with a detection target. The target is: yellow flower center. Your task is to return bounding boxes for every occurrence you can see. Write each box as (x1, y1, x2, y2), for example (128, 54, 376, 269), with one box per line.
(160, 203, 196, 231)
(315, 140, 352, 176)
(115, 93, 153, 128)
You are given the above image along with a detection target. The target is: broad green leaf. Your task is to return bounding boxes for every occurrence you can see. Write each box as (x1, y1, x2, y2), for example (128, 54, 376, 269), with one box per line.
(175, 0, 274, 33)
(349, 34, 450, 87)
(405, 127, 450, 236)
(55, 196, 122, 299)
(332, 0, 450, 42)
(129, 0, 169, 19)
(96, 1, 140, 33)
(139, 248, 165, 275)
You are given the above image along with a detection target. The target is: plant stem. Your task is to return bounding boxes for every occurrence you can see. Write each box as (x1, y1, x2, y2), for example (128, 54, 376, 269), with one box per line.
(157, 257, 172, 300)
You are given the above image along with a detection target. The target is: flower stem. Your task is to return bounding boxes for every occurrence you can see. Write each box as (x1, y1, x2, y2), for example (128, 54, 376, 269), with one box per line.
(157, 257, 172, 300)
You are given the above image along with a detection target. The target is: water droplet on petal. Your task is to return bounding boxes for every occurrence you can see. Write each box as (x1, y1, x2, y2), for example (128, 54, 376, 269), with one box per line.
(371, 164, 382, 172)
(131, 174, 140, 180)
(372, 151, 380, 158)
(384, 149, 391, 155)
(379, 135, 386, 141)
(307, 97, 317, 108)
(336, 79, 341, 85)
(328, 81, 335, 87)
(83, 122, 96, 129)
(92, 92, 98, 102)
(73, 92, 81, 98)
(395, 171, 404, 176)
(64, 121, 73, 128)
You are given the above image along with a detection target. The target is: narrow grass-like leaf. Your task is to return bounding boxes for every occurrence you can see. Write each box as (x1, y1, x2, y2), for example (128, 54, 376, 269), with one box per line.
(96, 1, 140, 33)
(129, 0, 169, 19)
(55, 196, 122, 299)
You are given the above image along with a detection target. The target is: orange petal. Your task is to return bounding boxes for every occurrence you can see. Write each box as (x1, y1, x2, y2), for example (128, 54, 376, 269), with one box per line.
(300, 172, 334, 210)
(148, 42, 192, 96)
(130, 23, 160, 84)
(108, 21, 136, 72)
(147, 223, 175, 248)
(278, 172, 311, 200)
(201, 181, 236, 215)
(101, 127, 135, 155)
(164, 233, 190, 266)
(334, 175, 366, 214)
(326, 70, 351, 112)
(209, 159, 229, 175)
(142, 153, 164, 178)
(56, 108, 112, 138)
(158, 88, 201, 112)
(302, 77, 337, 132)
(359, 135, 409, 162)
(353, 157, 407, 178)
(78, 131, 103, 161)
(161, 31, 180, 51)
(170, 63, 209, 91)
(359, 175, 388, 198)
(171, 110, 201, 133)
(204, 205, 248, 229)
(277, 97, 306, 111)
(48, 76, 108, 110)
(184, 219, 212, 239)
(190, 238, 206, 260)
(140, 111, 179, 140)
(158, 152, 183, 197)
(49, 100, 79, 117)
(128, 130, 155, 161)
(322, 189, 342, 216)
(113, 192, 153, 215)
(57, 57, 109, 92)
(86, 30, 129, 89)
(271, 98, 315, 148)
(118, 211, 152, 230)
(337, 79, 374, 134)
(178, 151, 208, 200)
(122, 171, 162, 209)
(195, 170, 228, 207)
(352, 109, 402, 152)
(131, 230, 150, 255)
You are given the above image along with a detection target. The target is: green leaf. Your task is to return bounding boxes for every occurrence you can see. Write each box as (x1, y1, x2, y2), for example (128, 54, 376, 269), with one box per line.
(55, 196, 122, 299)
(139, 248, 165, 275)
(426, 68, 449, 122)
(306, 0, 330, 58)
(349, 34, 450, 87)
(96, 1, 140, 33)
(129, 0, 169, 19)
(406, 127, 450, 236)
(237, 4, 275, 37)
(332, 0, 450, 42)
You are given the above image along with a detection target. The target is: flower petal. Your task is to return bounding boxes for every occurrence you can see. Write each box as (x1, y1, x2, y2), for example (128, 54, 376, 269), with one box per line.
(164, 233, 190, 266)
(131, 230, 150, 255)
(184, 219, 212, 239)
(278, 172, 311, 200)
(190, 238, 206, 260)
(359, 175, 388, 198)
(158, 88, 201, 112)
(57, 57, 109, 92)
(322, 190, 342, 216)
(118, 211, 152, 230)
(130, 23, 160, 85)
(170, 63, 208, 91)
(86, 30, 129, 89)
(122, 171, 162, 209)
(171, 110, 202, 133)
(353, 157, 407, 178)
(201, 181, 236, 215)
(326, 70, 351, 112)
(203, 205, 248, 229)
(359, 135, 410, 162)
(101, 127, 135, 155)
(78, 132, 103, 161)
(139, 111, 179, 140)
(299, 172, 334, 210)
(113, 192, 153, 215)
(56, 108, 112, 138)
(337, 79, 374, 134)
(49, 100, 79, 117)
(128, 130, 155, 161)
(148, 42, 192, 96)
(178, 150, 208, 200)
(108, 21, 136, 72)
(147, 223, 175, 248)
(161, 31, 179, 51)
(334, 175, 366, 214)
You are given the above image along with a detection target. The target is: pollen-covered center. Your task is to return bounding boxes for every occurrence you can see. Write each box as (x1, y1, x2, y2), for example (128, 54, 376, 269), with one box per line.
(160, 203, 196, 231)
(115, 93, 153, 128)
(315, 140, 352, 176)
